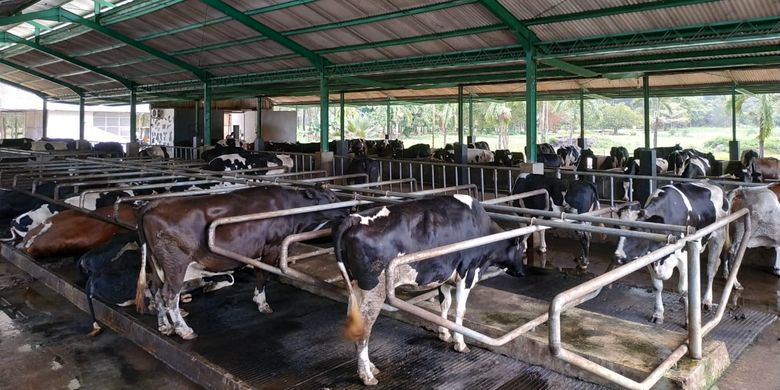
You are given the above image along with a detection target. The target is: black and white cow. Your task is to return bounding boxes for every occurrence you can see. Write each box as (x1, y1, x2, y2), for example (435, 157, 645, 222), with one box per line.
(557, 145, 581, 167)
(346, 156, 380, 185)
(216, 138, 245, 148)
(615, 182, 729, 324)
(400, 143, 432, 159)
(680, 155, 712, 178)
(512, 174, 600, 268)
(334, 195, 525, 385)
(610, 146, 630, 169)
(4, 191, 134, 242)
(0, 138, 34, 149)
(621, 158, 671, 201)
(206, 152, 292, 175)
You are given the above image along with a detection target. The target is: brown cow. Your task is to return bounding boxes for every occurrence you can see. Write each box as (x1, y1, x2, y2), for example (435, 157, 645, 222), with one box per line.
(726, 183, 780, 283)
(136, 185, 347, 340)
(22, 204, 136, 258)
(742, 149, 780, 182)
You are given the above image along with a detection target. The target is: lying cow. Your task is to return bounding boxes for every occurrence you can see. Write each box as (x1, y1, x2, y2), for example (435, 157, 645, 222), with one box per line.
(615, 182, 728, 324)
(726, 183, 780, 280)
(512, 174, 600, 268)
(136, 186, 346, 340)
(206, 152, 292, 175)
(22, 204, 137, 258)
(140, 145, 169, 159)
(334, 195, 525, 385)
(5, 191, 134, 242)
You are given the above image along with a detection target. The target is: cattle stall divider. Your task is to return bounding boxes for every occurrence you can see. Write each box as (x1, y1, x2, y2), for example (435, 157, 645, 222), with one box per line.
(548, 207, 751, 389)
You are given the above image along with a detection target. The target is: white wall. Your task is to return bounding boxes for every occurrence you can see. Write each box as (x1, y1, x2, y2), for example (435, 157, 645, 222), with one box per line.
(238, 110, 296, 144)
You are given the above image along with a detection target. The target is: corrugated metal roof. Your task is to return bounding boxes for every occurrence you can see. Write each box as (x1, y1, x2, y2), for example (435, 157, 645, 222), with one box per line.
(0, 0, 778, 104)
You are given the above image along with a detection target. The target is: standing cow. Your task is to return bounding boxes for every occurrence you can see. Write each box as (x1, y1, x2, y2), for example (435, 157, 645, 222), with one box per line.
(615, 182, 729, 324)
(726, 183, 780, 279)
(334, 195, 525, 385)
(136, 186, 347, 340)
(512, 174, 600, 268)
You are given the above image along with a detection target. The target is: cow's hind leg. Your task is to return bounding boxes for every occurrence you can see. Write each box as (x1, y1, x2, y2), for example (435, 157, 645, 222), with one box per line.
(703, 234, 723, 311)
(677, 256, 689, 327)
(452, 278, 473, 353)
(575, 231, 591, 268)
(437, 284, 453, 342)
(355, 277, 386, 386)
(162, 281, 196, 340)
(154, 289, 173, 335)
(538, 230, 547, 253)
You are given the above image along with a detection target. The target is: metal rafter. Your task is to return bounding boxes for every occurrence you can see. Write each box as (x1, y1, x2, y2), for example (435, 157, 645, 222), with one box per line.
(0, 8, 210, 82)
(0, 58, 84, 95)
(478, 0, 597, 77)
(199, 0, 328, 69)
(0, 78, 46, 97)
(0, 32, 133, 88)
(539, 16, 780, 58)
(526, 0, 719, 26)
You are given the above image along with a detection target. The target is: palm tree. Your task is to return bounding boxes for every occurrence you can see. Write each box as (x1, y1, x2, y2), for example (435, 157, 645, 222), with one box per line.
(758, 95, 774, 157)
(485, 102, 512, 149)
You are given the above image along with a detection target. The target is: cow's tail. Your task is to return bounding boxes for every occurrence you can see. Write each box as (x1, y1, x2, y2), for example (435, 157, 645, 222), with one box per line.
(134, 202, 158, 313)
(335, 215, 364, 341)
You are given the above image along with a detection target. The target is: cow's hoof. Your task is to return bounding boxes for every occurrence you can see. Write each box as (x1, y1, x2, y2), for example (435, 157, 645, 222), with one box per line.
(453, 343, 470, 353)
(176, 327, 197, 340)
(370, 364, 380, 376)
(359, 373, 378, 386)
(256, 303, 273, 313)
(703, 302, 717, 312)
(159, 324, 174, 335)
(537, 247, 547, 253)
(180, 293, 192, 303)
(438, 330, 452, 343)
(734, 280, 744, 290)
(87, 322, 102, 337)
(650, 315, 664, 324)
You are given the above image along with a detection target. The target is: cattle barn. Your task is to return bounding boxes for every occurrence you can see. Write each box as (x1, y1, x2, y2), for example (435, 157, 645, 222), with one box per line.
(0, 1, 779, 389)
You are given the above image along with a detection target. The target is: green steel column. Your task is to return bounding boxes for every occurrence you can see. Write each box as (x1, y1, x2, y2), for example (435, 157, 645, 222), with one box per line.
(468, 93, 474, 141)
(339, 92, 345, 141)
(386, 99, 391, 139)
(319, 72, 329, 152)
(457, 85, 464, 147)
(130, 88, 137, 143)
(579, 89, 585, 141)
(526, 47, 537, 162)
(41, 97, 48, 138)
(643, 75, 650, 148)
(194, 100, 200, 145)
(255, 97, 262, 151)
(79, 96, 85, 141)
(732, 84, 737, 141)
(203, 82, 212, 146)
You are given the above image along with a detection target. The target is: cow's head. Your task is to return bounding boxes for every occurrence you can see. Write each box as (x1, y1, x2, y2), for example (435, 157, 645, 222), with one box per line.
(304, 187, 349, 222)
(496, 237, 527, 278)
(548, 180, 567, 211)
(613, 206, 671, 269)
(350, 139, 366, 156)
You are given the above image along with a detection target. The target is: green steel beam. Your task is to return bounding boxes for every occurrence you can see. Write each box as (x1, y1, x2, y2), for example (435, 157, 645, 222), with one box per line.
(130, 88, 137, 143)
(42, 97, 47, 137)
(204, 82, 212, 145)
(58, 9, 210, 81)
(526, 0, 718, 26)
(0, 58, 84, 95)
(731, 82, 737, 141)
(133, 0, 477, 57)
(538, 58, 598, 78)
(579, 89, 584, 142)
(200, 0, 328, 69)
(0, 78, 46, 97)
(539, 16, 780, 58)
(339, 92, 345, 141)
(643, 75, 650, 148)
(526, 47, 537, 162)
(79, 95, 85, 140)
(478, 0, 598, 77)
(0, 32, 133, 88)
(320, 72, 329, 151)
(338, 76, 401, 90)
(457, 85, 464, 146)
(140, 0, 314, 41)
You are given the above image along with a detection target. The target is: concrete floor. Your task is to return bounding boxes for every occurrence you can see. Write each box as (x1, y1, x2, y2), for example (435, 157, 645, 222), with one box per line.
(0, 231, 777, 389)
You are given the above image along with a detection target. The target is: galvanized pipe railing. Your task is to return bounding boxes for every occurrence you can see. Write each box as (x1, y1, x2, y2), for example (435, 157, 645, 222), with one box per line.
(547, 208, 750, 390)
(52, 175, 191, 198)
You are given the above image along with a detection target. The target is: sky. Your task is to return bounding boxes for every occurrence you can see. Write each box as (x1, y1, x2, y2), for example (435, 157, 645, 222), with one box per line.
(0, 83, 149, 112)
